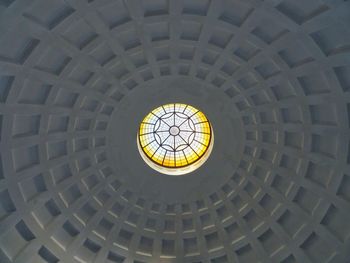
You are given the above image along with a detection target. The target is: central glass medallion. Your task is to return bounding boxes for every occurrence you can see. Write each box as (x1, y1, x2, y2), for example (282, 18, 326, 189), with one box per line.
(137, 103, 214, 175)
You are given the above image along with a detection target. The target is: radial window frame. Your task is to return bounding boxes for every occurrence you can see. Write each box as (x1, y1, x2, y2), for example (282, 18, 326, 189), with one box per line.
(137, 103, 214, 175)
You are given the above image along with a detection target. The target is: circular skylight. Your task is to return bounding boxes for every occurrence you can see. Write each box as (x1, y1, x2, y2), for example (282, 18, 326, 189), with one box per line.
(137, 103, 214, 175)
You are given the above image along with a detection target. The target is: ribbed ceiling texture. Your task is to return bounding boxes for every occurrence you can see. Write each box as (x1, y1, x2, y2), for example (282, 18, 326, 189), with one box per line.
(1, 0, 350, 263)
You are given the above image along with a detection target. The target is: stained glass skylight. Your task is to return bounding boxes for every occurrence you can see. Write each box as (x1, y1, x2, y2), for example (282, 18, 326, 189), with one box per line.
(137, 103, 213, 175)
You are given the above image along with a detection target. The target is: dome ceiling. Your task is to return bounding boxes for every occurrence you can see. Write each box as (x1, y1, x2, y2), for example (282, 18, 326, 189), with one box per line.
(0, 0, 350, 263)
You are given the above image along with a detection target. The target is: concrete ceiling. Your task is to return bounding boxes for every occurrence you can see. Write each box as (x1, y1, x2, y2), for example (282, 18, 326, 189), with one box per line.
(0, 0, 350, 262)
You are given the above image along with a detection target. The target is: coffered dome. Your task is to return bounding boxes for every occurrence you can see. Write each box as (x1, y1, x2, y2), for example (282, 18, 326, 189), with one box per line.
(0, 0, 350, 262)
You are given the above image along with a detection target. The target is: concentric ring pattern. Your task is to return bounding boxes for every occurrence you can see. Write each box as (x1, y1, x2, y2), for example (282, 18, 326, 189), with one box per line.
(0, 0, 350, 263)
(138, 103, 212, 169)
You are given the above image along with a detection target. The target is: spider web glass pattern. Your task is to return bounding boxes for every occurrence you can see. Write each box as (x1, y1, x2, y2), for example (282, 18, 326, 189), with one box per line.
(138, 103, 212, 168)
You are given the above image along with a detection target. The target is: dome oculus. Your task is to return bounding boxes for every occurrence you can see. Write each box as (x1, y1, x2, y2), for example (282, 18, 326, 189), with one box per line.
(137, 103, 213, 175)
